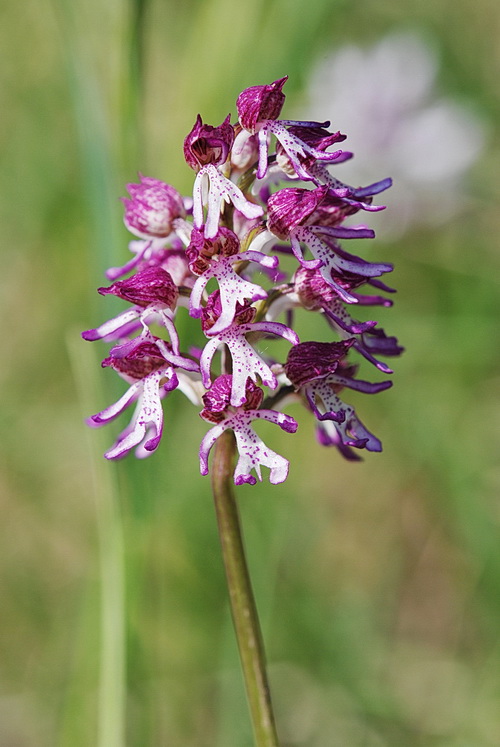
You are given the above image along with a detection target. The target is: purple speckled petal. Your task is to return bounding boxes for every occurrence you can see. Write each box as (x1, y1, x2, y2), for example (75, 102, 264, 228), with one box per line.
(203, 257, 268, 336)
(199, 421, 228, 475)
(104, 368, 170, 459)
(249, 320, 299, 346)
(303, 380, 382, 451)
(153, 338, 200, 373)
(199, 376, 296, 484)
(140, 305, 180, 353)
(252, 409, 298, 434)
(238, 249, 279, 271)
(231, 413, 291, 485)
(205, 170, 225, 238)
(210, 169, 264, 223)
(304, 380, 346, 423)
(294, 227, 391, 301)
(89, 379, 143, 425)
(266, 121, 345, 181)
(309, 164, 388, 212)
(290, 233, 323, 271)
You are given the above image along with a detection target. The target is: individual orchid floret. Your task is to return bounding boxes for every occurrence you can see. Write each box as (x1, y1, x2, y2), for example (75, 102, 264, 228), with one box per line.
(199, 376, 298, 485)
(237, 77, 352, 181)
(88, 338, 180, 460)
(293, 267, 403, 373)
(200, 293, 299, 406)
(284, 341, 391, 452)
(267, 186, 392, 303)
(82, 266, 181, 351)
(122, 175, 186, 239)
(188, 228, 279, 335)
(184, 115, 263, 239)
(237, 78, 390, 210)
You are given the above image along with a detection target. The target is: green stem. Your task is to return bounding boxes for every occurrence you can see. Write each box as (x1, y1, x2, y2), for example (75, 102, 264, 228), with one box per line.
(211, 430, 280, 747)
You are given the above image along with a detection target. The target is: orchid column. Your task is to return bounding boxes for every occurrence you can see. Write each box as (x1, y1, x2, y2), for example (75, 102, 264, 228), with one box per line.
(83, 76, 401, 746)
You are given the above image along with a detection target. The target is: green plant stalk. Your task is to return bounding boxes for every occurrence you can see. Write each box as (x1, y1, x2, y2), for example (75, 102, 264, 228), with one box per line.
(211, 430, 280, 747)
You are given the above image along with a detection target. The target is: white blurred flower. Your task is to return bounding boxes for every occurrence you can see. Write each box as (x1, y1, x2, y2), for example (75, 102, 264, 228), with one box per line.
(302, 31, 488, 238)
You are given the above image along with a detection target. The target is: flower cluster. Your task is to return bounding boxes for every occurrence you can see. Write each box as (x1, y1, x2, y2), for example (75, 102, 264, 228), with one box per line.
(83, 77, 402, 484)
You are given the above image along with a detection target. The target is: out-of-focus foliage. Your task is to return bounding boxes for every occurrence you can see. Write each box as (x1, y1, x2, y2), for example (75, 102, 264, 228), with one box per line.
(1, 0, 499, 744)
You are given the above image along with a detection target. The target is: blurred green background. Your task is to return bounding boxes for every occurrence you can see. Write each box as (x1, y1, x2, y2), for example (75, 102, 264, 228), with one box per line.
(1, 0, 499, 745)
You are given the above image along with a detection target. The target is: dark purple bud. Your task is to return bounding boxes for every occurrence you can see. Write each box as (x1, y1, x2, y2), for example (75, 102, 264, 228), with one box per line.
(98, 267, 178, 309)
(200, 375, 264, 422)
(122, 176, 185, 238)
(237, 77, 288, 133)
(267, 186, 329, 239)
(200, 374, 233, 422)
(102, 341, 167, 380)
(186, 226, 240, 275)
(183, 114, 235, 171)
(285, 340, 355, 387)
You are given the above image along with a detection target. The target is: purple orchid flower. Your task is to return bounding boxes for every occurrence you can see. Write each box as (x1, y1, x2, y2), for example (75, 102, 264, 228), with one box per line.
(88, 335, 197, 459)
(184, 115, 263, 238)
(284, 341, 391, 452)
(199, 376, 298, 485)
(199, 292, 299, 406)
